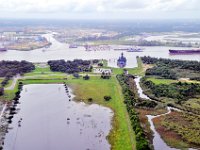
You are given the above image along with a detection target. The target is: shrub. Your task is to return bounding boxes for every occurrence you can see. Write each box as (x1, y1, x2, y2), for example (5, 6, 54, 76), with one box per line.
(0, 87, 4, 96)
(88, 98, 93, 102)
(83, 75, 90, 80)
(104, 96, 112, 101)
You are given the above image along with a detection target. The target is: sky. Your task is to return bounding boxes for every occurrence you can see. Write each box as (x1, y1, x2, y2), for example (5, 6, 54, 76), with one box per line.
(0, 0, 199, 20)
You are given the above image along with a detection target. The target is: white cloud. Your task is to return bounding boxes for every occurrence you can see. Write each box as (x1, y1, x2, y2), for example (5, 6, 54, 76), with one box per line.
(0, 0, 199, 19)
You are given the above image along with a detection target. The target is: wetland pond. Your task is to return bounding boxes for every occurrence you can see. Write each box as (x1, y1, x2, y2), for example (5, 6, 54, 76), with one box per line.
(3, 84, 113, 150)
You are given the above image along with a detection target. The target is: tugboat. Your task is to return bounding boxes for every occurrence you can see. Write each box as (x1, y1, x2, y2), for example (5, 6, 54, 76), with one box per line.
(117, 53, 127, 68)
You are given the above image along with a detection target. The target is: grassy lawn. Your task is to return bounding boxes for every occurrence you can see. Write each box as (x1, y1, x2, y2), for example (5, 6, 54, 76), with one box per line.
(3, 81, 19, 101)
(146, 77, 177, 85)
(24, 65, 66, 76)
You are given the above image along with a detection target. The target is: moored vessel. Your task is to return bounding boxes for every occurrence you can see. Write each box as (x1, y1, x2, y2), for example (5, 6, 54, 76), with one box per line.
(0, 47, 7, 51)
(169, 49, 200, 54)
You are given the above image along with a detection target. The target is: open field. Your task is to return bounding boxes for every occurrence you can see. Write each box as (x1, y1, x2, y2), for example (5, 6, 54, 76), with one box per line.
(146, 77, 200, 85)
(146, 77, 177, 85)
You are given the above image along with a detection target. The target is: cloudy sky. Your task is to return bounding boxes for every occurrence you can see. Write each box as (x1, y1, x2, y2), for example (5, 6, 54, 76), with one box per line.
(0, 0, 199, 19)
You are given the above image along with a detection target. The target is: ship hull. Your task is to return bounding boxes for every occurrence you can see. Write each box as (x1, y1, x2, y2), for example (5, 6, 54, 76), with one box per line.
(169, 49, 200, 54)
(0, 48, 7, 51)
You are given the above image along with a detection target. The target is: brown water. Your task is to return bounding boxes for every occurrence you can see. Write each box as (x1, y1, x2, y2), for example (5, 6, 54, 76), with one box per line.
(3, 84, 113, 150)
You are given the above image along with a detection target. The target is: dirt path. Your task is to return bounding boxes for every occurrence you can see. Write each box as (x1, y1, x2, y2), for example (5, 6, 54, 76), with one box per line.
(5, 75, 21, 90)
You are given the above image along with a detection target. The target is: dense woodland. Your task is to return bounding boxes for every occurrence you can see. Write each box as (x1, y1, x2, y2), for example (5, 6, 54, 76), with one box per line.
(48, 59, 96, 74)
(141, 78, 200, 105)
(0, 60, 35, 89)
(0, 60, 35, 77)
(117, 74, 151, 150)
(141, 56, 200, 79)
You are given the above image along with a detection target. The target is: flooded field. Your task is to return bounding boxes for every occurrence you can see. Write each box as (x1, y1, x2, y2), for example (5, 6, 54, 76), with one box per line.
(3, 84, 113, 150)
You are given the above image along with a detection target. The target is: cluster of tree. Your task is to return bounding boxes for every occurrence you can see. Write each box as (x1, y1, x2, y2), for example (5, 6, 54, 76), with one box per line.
(137, 40, 163, 46)
(101, 72, 111, 79)
(98, 62, 103, 67)
(190, 77, 200, 81)
(92, 59, 99, 64)
(146, 66, 177, 79)
(117, 74, 151, 150)
(0, 60, 35, 77)
(83, 74, 90, 80)
(48, 59, 93, 74)
(136, 100, 157, 108)
(141, 78, 200, 104)
(1, 76, 10, 87)
(104, 96, 111, 101)
(141, 56, 200, 72)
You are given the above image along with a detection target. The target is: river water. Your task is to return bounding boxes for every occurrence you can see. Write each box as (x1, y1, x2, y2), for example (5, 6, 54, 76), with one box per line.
(3, 84, 113, 150)
(0, 34, 199, 68)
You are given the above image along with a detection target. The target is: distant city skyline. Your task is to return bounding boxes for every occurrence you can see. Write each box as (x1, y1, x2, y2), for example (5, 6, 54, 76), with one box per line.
(0, 0, 200, 20)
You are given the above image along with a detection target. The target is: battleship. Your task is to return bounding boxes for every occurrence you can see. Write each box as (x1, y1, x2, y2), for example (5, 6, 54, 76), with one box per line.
(117, 53, 127, 68)
(0, 47, 7, 51)
(169, 49, 200, 54)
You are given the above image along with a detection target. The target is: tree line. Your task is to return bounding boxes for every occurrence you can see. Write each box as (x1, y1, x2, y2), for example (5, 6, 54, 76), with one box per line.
(0, 60, 35, 77)
(117, 74, 151, 150)
(0, 60, 35, 96)
(141, 56, 200, 79)
(141, 56, 200, 71)
(48, 59, 97, 74)
(141, 78, 200, 104)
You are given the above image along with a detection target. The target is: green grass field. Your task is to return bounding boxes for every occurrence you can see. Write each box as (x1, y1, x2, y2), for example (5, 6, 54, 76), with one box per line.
(146, 77, 177, 85)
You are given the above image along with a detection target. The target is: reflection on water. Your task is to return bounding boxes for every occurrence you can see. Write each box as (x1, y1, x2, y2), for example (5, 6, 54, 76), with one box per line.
(3, 84, 113, 150)
(0, 34, 199, 68)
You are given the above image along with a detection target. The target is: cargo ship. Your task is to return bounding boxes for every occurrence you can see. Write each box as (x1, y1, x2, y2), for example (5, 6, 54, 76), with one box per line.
(169, 49, 200, 54)
(69, 44, 78, 48)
